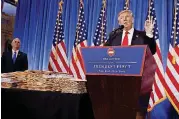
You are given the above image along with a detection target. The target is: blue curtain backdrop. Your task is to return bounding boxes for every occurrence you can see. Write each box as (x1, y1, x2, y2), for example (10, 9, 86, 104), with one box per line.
(13, 0, 173, 70)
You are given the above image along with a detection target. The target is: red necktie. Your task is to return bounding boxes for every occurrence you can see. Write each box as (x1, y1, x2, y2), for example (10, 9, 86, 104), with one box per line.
(121, 31, 128, 46)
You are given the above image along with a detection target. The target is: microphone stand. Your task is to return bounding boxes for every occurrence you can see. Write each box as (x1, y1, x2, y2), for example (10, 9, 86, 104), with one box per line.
(105, 25, 124, 46)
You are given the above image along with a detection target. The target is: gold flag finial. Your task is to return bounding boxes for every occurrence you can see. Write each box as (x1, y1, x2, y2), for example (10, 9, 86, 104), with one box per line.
(59, 0, 64, 12)
(102, 0, 106, 6)
(124, 0, 130, 10)
(80, 0, 84, 7)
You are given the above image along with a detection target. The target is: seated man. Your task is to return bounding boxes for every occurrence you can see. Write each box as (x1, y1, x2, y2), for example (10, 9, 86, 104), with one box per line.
(1, 38, 28, 73)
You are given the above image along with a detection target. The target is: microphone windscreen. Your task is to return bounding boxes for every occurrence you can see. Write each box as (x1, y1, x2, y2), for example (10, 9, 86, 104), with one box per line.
(120, 25, 124, 29)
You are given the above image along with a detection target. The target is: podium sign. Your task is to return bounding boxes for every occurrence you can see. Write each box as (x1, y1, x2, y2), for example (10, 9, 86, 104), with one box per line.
(81, 46, 156, 119)
(81, 46, 146, 76)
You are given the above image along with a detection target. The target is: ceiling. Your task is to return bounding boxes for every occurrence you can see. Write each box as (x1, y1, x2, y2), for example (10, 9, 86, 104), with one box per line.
(2, 0, 17, 15)
(5, 0, 16, 6)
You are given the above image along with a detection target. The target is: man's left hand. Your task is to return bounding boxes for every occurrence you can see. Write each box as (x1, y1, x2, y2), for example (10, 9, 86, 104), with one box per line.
(144, 16, 155, 35)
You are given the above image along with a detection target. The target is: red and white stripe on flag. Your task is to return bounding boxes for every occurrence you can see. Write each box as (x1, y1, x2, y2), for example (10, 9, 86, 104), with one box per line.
(69, 41, 87, 80)
(148, 40, 166, 110)
(147, 0, 166, 111)
(48, 3, 69, 73)
(164, 0, 179, 113)
(48, 41, 69, 73)
(164, 44, 179, 113)
(69, 1, 88, 80)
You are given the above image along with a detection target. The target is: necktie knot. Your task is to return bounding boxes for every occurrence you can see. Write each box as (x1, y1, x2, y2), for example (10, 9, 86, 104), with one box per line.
(125, 31, 129, 35)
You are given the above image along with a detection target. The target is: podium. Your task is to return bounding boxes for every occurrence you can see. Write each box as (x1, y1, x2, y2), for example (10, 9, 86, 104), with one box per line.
(81, 46, 156, 119)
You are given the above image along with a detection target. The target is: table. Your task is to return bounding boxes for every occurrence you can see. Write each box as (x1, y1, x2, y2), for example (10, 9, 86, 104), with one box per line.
(2, 88, 94, 119)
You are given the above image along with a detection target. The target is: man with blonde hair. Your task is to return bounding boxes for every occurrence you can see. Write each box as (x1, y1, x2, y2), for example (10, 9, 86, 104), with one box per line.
(105, 10, 156, 118)
(1, 38, 28, 73)
(105, 10, 156, 55)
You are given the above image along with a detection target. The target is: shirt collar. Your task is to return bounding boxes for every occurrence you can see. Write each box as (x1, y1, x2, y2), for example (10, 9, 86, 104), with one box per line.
(123, 28, 134, 34)
(12, 49, 19, 54)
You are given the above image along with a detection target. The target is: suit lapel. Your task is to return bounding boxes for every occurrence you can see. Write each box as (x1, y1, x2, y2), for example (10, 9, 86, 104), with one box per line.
(131, 29, 138, 45)
(118, 31, 123, 45)
(113, 31, 123, 46)
(109, 31, 123, 46)
(8, 51, 14, 64)
(16, 51, 22, 62)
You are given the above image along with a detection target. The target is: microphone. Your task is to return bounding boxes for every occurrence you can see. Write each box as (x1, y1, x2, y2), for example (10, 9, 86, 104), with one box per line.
(109, 25, 124, 37)
(112, 25, 124, 33)
(105, 25, 124, 46)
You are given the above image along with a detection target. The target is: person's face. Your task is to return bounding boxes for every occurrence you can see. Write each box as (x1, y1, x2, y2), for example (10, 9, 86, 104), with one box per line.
(11, 38, 21, 50)
(118, 11, 134, 31)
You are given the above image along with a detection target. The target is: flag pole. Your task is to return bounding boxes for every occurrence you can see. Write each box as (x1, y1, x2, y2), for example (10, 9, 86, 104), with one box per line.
(172, 0, 177, 64)
(148, 0, 151, 19)
(59, 0, 64, 13)
(74, 0, 84, 61)
(76, 0, 83, 44)
(55, 1, 63, 60)
(101, 0, 106, 45)
(76, 0, 84, 42)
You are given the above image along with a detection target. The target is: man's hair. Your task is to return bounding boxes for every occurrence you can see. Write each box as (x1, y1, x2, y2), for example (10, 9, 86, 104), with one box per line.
(118, 10, 133, 18)
(12, 38, 20, 41)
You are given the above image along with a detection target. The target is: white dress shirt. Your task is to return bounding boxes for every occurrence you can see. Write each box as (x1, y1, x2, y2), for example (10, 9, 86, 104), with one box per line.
(121, 28, 153, 45)
(121, 28, 134, 45)
(12, 49, 19, 58)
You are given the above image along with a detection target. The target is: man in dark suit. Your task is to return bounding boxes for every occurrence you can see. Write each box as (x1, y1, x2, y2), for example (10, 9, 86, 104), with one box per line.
(105, 10, 156, 55)
(105, 10, 156, 118)
(1, 38, 28, 73)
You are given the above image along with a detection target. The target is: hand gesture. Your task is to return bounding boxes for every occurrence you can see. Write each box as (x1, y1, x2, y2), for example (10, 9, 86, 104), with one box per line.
(144, 16, 155, 34)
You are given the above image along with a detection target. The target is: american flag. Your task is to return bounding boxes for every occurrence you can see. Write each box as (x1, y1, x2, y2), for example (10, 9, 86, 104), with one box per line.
(93, 0, 107, 46)
(48, 2, 69, 73)
(69, 0, 87, 80)
(164, 0, 179, 113)
(147, 0, 166, 111)
(124, 0, 129, 10)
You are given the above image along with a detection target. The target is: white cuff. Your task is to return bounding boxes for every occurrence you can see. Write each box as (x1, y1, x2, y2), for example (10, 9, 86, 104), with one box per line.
(146, 33, 153, 38)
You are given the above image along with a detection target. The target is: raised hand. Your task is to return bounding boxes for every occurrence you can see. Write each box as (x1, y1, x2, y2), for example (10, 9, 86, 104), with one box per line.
(144, 16, 155, 35)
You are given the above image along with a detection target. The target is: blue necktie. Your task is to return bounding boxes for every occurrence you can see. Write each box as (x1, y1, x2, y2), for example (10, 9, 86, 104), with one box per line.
(13, 52, 16, 63)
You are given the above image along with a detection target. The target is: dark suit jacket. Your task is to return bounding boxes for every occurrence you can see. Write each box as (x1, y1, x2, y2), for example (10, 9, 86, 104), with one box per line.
(105, 29, 156, 113)
(105, 29, 156, 55)
(1, 51, 28, 73)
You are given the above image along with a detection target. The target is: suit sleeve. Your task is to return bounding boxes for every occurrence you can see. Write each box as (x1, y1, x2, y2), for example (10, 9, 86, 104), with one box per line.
(104, 31, 117, 46)
(1, 52, 6, 73)
(23, 54, 28, 70)
(144, 34, 156, 55)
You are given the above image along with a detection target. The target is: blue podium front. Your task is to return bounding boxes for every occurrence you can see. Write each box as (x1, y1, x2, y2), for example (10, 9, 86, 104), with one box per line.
(80, 45, 156, 119)
(81, 46, 146, 76)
